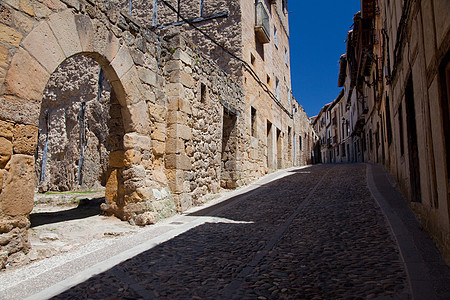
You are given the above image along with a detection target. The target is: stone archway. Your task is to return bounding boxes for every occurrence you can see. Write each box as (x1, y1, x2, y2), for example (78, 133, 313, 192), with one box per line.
(0, 9, 153, 266)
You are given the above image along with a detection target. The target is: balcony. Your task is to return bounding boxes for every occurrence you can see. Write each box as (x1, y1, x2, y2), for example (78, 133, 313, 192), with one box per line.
(255, 2, 270, 44)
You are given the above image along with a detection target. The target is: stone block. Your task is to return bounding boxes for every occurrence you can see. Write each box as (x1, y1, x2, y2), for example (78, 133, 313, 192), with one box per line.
(167, 111, 188, 125)
(123, 132, 151, 151)
(12, 11, 34, 34)
(148, 103, 167, 123)
(0, 96, 40, 126)
(5, 48, 50, 103)
(164, 60, 182, 73)
(180, 72, 194, 89)
(165, 153, 192, 170)
(168, 124, 192, 141)
(48, 9, 82, 57)
(0, 23, 22, 47)
(173, 49, 192, 66)
(167, 96, 180, 111)
(74, 14, 94, 52)
(166, 83, 184, 97)
(151, 123, 167, 142)
(166, 138, 184, 154)
(153, 168, 168, 185)
(111, 45, 134, 80)
(165, 169, 184, 193)
(138, 66, 157, 87)
(0, 137, 12, 168)
(104, 168, 119, 206)
(133, 211, 159, 226)
(178, 193, 192, 213)
(152, 140, 165, 157)
(12, 124, 37, 155)
(0, 3, 13, 26)
(32, 1, 52, 18)
(121, 101, 150, 135)
(109, 150, 125, 168)
(121, 67, 147, 106)
(178, 98, 192, 114)
(20, 0, 34, 16)
(0, 120, 13, 139)
(124, 149, 142, 166)
(22, 21, 65, 73)
(0, 154, 34, 216)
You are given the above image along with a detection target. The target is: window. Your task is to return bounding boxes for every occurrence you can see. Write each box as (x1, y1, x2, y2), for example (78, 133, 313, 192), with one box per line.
(285, 48, 288, 65)
(266, 74, 271, 86)
(274, 26, 278, 48)
(287, 88, 291, 105)
(299, 135, 302, 151)
(250, 53, 255, 65)
(200, 82, 207, 103)
(251, 107, 257, 137)
(275, 77, 280, 100)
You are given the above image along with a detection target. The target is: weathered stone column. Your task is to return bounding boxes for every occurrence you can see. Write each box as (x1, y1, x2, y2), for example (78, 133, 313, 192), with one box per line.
(0, 122, 38, 268)
(164, 35, 194, 212)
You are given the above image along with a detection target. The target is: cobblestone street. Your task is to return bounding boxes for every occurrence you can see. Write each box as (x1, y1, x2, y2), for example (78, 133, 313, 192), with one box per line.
(1, 164, 450, 299)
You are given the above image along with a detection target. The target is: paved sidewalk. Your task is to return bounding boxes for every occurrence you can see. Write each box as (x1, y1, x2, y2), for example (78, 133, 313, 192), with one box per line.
(0, 164, 449, 299)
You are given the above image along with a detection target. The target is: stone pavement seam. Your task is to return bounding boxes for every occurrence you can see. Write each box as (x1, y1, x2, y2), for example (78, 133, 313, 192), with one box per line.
(220, 166, 334, 298)
(366, 163, 436, 300)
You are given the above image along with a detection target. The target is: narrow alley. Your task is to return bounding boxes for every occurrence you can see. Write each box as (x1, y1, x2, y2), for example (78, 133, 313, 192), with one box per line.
(2, 164, 449, 299)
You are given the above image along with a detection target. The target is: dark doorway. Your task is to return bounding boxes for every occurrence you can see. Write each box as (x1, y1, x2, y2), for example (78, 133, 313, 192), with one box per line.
(221, 108, 237, 189)
(276, 128, 282, 169)
(267, 121, 273, 170)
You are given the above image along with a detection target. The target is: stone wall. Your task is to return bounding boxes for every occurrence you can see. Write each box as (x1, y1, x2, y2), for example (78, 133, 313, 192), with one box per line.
(161, 32, 245, 211)
(123, 0, 243, 79)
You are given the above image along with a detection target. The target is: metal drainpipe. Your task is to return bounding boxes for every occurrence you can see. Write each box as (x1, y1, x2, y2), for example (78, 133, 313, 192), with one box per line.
(40, 111, 50, 182)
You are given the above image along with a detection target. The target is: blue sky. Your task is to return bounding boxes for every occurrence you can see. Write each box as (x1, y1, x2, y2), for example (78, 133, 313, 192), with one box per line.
(288, 1, 361, 117)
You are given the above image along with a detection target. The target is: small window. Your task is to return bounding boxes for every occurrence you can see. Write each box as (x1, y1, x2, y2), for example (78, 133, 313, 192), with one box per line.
(274, 26, 278, 48)
(251, 53, 255, 65)
(266, 74, 271, 85)
(287, 88, 291, 105)
(275, 77, 280, 100)
(299, 135, 302, 151)
(285, 48, 288, 65)
(200, 82, 207, 103)
(251, 107, 257, 137)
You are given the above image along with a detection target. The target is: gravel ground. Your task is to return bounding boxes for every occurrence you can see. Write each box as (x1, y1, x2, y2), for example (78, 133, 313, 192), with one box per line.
(52, 164, 411, 299)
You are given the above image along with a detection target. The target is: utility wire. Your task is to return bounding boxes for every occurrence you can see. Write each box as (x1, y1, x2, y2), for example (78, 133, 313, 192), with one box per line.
(158, 0, 293, 118)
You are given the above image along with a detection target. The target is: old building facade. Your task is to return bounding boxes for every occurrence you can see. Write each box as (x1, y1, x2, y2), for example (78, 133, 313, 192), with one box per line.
(0, 1, 314, 267)
(316, 0, 450, 263)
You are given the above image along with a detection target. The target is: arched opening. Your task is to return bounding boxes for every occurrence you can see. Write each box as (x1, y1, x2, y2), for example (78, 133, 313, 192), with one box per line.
(29, 54, 127, 260)
(35, 55, 123, 193)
